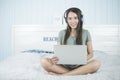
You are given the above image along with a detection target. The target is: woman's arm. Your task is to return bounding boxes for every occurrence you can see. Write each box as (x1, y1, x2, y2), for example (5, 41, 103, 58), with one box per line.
(87, 41, 93, 60)
(50, 42, 61, 64)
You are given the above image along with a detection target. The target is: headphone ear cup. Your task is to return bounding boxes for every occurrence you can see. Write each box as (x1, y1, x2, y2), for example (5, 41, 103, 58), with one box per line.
(80, 15, 83, 22)
(64, 17, 67, 23)
(64, 11, 67, 23)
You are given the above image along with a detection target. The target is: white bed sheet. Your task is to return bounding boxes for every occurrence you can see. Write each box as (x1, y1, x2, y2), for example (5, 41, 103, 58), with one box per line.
(0, 51, 120, 80)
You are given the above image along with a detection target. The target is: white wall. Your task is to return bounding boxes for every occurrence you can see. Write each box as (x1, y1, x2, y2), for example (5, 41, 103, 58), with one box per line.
(0, 0, 120, 61)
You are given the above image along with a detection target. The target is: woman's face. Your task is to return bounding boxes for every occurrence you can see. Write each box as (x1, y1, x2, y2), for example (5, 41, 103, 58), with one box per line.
(67, 11, 79, 29)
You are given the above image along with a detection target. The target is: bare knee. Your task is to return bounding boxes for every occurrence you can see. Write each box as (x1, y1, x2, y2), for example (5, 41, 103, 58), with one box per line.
(40, 58, 52, 70)
(91, 60, 101, 72)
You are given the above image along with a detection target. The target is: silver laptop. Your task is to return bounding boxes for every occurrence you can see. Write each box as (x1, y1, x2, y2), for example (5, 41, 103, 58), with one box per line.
(54, 45, 87, 65)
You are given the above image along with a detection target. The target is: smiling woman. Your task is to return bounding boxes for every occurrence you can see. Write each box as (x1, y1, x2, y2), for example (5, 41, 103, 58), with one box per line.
(41, 7, 101, 76)
(66, 12, 79, 28)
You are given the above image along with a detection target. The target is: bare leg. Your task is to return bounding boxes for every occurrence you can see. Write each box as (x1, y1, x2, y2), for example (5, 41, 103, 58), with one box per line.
(40, 58, 69, 74)
(63, 60, 101, 76)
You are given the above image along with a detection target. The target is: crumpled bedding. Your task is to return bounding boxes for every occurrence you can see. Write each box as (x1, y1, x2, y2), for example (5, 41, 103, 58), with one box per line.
(0, 50, 120, 80)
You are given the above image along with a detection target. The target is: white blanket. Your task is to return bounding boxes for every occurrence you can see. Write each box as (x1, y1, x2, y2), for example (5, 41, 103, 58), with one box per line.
(0, 51, 120, 80)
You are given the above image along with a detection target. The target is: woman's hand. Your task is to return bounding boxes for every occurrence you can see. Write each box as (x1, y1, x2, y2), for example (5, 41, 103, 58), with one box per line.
(51, 56, 59, 64)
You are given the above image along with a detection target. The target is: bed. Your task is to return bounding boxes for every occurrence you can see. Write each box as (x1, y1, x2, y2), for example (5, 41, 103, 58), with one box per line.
(0, 25, 120, 80)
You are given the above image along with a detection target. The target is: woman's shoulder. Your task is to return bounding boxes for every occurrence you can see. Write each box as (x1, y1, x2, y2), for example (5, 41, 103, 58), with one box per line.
(59, 29, 66, 34)
(82, 29, 89, 33)
(82, 29, 91, 36)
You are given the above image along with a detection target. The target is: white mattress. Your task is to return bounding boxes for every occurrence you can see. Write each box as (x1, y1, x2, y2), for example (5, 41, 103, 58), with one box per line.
(0, 51, 120, 80)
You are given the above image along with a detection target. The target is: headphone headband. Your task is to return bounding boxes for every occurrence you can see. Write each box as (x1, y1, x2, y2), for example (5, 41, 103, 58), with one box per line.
(64, 7, 83, 22)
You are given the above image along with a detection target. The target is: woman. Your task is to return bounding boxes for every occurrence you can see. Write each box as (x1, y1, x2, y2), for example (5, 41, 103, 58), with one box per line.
(41, 7, 101, 76)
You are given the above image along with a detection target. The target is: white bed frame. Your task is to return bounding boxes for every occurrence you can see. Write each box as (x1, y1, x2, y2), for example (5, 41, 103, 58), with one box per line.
(12, 25, 120, 55)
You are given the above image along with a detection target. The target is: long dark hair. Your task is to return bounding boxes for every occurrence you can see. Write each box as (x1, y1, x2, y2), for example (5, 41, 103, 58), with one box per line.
(64, 7, 83, 45)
